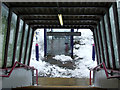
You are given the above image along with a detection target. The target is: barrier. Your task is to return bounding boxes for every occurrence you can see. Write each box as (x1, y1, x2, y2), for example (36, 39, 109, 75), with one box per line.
(0, 61, 38, 85)
(89, 62, 120, 85)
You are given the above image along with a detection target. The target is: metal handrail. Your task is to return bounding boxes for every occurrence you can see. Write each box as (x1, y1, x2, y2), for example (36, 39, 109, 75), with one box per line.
(89, 62, 120, 85)
(0, 61, 38, 85)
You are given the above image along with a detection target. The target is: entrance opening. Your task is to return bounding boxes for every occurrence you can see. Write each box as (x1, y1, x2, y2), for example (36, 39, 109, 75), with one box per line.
(30, 28, 97, 86)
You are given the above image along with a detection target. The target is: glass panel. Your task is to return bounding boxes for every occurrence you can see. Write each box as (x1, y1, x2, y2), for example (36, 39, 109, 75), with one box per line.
(21, 24, 28, 63)
(117, 1, 120, 31)
(7, 12, 17, 67)
(1, 5, 8, 67)
(104, 14, 113, 68)
(109, 5, 119, 68)
(94, 30, 100, 64)
(100, 20, 108, 67)
(97, 25, 103, 63)
(25, 28, 33, 65)
(15, 20, 23, 62)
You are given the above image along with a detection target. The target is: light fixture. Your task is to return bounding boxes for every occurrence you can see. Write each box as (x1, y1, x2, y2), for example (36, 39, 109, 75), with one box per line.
(58, 14, 63, 26)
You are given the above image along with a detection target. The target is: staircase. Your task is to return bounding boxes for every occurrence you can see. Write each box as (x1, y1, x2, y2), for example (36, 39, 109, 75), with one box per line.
(15, 86, 107, 90)
(13, 77, 107, 90)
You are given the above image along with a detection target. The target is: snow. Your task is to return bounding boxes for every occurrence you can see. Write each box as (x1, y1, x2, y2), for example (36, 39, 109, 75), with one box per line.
(53, 55, 73, 62)
(30, 29, 97, 78)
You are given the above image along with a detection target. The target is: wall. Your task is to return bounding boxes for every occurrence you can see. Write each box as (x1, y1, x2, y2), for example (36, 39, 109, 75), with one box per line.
(1, 68, 32, 88)
(93, 69, 120, 89)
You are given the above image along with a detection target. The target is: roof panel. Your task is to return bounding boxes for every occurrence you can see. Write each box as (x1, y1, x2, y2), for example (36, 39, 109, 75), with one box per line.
(3, 2, 112, 29)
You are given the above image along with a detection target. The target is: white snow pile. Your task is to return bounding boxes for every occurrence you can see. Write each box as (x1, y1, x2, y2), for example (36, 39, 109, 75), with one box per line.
(53, 55, 73, 62)
(30, 29, 97, 78)
(74, 44, 80, 49)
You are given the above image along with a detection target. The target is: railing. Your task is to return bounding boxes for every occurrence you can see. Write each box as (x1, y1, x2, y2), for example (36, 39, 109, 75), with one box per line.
(0, 61, 38, 85)
(89, 62, 120, 85)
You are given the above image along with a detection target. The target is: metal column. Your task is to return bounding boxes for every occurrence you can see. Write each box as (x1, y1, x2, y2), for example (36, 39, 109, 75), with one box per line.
(44, 28, 47, 57)
(71, 29, 74, 58)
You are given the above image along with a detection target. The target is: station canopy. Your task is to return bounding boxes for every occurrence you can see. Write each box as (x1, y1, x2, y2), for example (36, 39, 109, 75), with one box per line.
(4, 2, 112, 29)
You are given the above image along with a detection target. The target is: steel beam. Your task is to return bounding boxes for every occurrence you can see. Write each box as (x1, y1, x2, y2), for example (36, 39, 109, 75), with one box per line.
(19, 13, 104, 16)
(31, 25, 95, 29)
(47, 32, 81, 36)
(25, 20, 99, 23)
(11, 6, 107, 9)
(71, 29, 74, 58)
(93, 30, 99, 65)
(24, 18, 100, 21)
(98, 23, 105, 64)
(21, 14, 103, 17)
(44, 28, 47, 57)
(95, 26, 102, 64)
(29, 23, 97, 26)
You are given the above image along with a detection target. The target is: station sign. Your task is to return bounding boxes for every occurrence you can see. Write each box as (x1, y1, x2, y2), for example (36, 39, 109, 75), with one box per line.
(47, 32, 81, 36)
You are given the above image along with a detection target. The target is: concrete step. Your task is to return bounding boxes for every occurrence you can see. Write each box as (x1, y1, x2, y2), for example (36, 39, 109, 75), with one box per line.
(15, 86, 107, 90)
(35, 77, 92, 86)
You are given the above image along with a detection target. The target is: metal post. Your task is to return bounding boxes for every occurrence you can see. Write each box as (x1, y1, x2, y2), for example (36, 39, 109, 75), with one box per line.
(92, 44, 95, 61)
(93, 30, 99, 65)
(98, 23, 105, 64)
(95, 28, 102, 64)
(44, 28, 47, 57)
(71, 29, 74, 58)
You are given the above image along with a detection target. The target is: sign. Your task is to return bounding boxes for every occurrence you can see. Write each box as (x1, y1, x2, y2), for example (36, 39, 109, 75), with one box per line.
(47, 32, 81, 36)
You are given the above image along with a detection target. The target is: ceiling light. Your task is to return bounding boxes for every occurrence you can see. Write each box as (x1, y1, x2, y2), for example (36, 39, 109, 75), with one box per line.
(58, 14, 63, 26)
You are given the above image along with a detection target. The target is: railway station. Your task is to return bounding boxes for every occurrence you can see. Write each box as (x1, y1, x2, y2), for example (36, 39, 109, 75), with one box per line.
(0, 0, 120, 89)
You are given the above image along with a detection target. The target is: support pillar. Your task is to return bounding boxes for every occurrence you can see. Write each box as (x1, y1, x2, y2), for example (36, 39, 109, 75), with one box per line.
(71, 29, 74, 58)
(44, 28, 47, 57)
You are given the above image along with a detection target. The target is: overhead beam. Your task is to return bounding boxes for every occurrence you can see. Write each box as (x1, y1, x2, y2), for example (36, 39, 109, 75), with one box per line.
(25, 19, 100, 22)
(32, 25, 95, 29)
(11, 6, 107, 10)
(31, 25, 96, 27)
(29, 23, 97, 25)
(19, 13, 104, 16)
(47, 32, 81, 36)
(21, 14, 103, 17)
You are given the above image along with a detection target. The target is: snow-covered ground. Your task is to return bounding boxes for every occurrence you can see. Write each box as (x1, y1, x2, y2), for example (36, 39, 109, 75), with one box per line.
(30, 29, 97, 78)
(53, 55, 73, 62)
